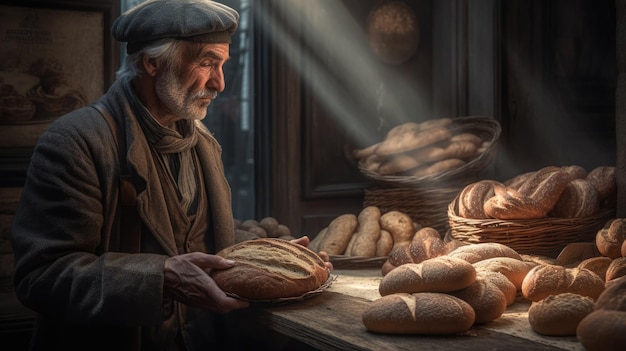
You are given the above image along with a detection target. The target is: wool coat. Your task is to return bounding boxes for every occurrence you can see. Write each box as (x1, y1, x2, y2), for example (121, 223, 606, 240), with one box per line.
(11, 79, 237, 351)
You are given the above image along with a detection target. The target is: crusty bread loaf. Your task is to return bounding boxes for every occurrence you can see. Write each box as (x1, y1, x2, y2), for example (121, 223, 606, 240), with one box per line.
(517, 166, 570, 213)
(318, 214, 358, 255)
(528, 293, 595, 336)
(561, 165, 588, 181)
(503, 171, 535, 190)
(550, 179, 599, 218)
(476, 269, 517, 306)
(448, 275, 508, 324)
(586, 166, 617, 202)
(457, 180, 503, 219)
(447, 242, 522, 264)
(381, 260, 397, 277)
(521, 264, 605, 302)
(362, 292, 475, 335)
(211, 238, 329, 300)
(596, 218, 626, 259)
(577, 256, 612, 282)
(408, 227, 444, 263)
(472, 256, 537, 290)
(387, 242, 412, 267)
(606, 257, 626, 282)
(379, 256, 476, 296)
(483, 186, 545, 219)
(577, 310, 626, 351)
(595, 275, 626, 311)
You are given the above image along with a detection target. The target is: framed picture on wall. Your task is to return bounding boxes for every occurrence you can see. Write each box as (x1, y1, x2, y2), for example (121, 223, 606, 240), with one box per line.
(0, 0, 120, 185)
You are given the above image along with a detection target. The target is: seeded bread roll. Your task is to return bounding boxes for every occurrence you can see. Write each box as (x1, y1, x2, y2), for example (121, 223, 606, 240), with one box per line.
(483, 186, 545, 220)
(408, 227, 444, 263)
(362, 292, 475, 335)
(447, 242, 522, 264)
(211, 238, 329, 300)
(473, 256, 537, 290)
(448, 276, 508, 324)
(517, 166, 570, 214)
(476, 269, 517, 306)
(379, 256, 476, 296)
(521, 264, 606, 302)
(596, 218, 626, 259)
(528, 293, 595, 336)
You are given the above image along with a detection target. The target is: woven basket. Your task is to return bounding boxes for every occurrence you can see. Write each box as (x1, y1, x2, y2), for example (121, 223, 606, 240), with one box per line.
(361, 116, 501, 233)
(447, 195, 615, 257)
(358, 116, 501, 189)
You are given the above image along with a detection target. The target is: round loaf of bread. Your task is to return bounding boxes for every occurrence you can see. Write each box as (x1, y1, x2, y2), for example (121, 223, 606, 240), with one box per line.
(606, 257, 626, 282)
(362, 292, 475, 335)
(408, 227, 445, 263)
(472, 256, 537, 290)
(528, 293, 595, 336)
(449, 276, 508, 324)
(379, 256, 476, 296)
(387, 242, 412, 267)
(521, 265, 605, 302)
(577, 310, 626, 351)
(550, 179, 599, 218)
(596, 218, 626, 259)
(577, 256, 612, 282)
(211, 238, 329, 300)
(483, 186, 545, 219)
(595, 275, 626, 311)
(447, 242, 522, 264)
(476, 269, 517, 305)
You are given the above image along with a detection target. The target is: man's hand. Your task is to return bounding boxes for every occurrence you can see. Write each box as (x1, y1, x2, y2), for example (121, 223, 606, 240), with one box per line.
(163, 252, 249, 313)
(291, 236, 333, 272)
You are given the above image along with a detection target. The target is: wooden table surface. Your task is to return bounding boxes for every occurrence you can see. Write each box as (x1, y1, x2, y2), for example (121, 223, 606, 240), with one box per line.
(232, 268, 585, 351)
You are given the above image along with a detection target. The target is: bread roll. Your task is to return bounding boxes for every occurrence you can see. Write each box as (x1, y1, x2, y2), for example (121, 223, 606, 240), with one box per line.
(405, 158, 465, 178)
(318, 214, 358, 255)
(380, 211, 415, 248)
(550, 179, 599, 218)
(408, 227, 444, 263)
(349, 206, 382, 257)
(375, 125, 452, 157)
(211, 238, 329, 300)
(472, 256, 536, 290)
(362, 292, 475, 335)
(457, 180, 503, 219)
(503, 171, 534, 190)
(379, 256, 476, 296)
(577, 310, 626, 351)
(375, 229, 394, 257)
(517, 166, 570, 213)
(595, 275, 626, 311)
(381, 260, 397, 277)
(476, 269, 517, 305)
(259, 217, 280, 237)
(586, 166, 617, 202)
(596, 218, 626, 259)
(606, 257, 626, 282)
(521, 265, 605, 302)
(561, 165, 588, 180)
(387, 242, 413, 267)
(448, 276, 508, 324)
(447, 242, 522, 264)
(577, 256, 612, 282)
(483, 186, 545, 219)
(528, 293, 595, 336)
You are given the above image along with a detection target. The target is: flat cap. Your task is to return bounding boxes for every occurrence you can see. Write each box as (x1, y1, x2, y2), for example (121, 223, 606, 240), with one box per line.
(112, 0, 239, 54)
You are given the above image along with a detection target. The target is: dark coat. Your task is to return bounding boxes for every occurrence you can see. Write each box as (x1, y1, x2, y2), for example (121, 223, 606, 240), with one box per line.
(11, 80, 236, 350)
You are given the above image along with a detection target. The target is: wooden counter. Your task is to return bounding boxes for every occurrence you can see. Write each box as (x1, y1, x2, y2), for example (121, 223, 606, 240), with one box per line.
(230, 269, 585, 351)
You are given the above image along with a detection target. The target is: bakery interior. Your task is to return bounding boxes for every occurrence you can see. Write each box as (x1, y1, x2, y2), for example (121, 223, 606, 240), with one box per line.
(1, 0, 625, 350)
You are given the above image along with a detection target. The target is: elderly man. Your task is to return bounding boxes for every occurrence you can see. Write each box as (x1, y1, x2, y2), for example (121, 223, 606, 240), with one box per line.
(10, 1, 284, 350)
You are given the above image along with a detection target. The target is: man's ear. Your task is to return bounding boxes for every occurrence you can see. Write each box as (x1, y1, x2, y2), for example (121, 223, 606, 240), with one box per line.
(142, 56, 159, 77)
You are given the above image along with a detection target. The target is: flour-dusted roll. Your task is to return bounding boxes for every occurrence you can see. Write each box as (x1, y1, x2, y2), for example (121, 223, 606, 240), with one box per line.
(362, 292, 475, 335)
(521, 264, 606, 302)
(606, 257, 626, 282)
(528, 293, 595, 336)
(595, 275, 626, 311)
(472, 256, 537, 290)
(447, 242, 522, 264)
(586, 165, 617, 203)
(476, 269, 517, 306)
(457, 180, 504, 219)
(577, 256, 612, 282)
(577, 310, 626, 351)
(448, 275, 508, 324)
(211, 238, 329, 300)
(408, 227, 445, 263)
(483, 186, 545, 220)
(517, 166, 570, 214)
(550, 179, 600, 218)
(379, 256, 476, 296)
(596, 218, 626, 259)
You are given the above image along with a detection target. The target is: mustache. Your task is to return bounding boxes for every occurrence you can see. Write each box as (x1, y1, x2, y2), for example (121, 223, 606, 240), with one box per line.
(195, 89, 218, 100)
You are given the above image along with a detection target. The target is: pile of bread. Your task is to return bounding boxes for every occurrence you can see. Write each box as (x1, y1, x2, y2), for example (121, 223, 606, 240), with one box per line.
(308, 207, 430, 258)
(457, 165, 616, 220)
(352, 117, 492, 178)
(234, 217, 295, 242)
(361, 220, 626, 349)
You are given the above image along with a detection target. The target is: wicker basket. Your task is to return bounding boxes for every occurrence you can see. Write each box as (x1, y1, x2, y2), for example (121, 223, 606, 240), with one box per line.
(361, 116, 501, 234)
(358, 116, 501, 189)
(447, 195, 615, 257)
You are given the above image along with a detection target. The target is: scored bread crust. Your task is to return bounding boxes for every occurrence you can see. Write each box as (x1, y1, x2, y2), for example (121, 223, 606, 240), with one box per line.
(211, 238, 329, 300)
(528, 293, 595, 336)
